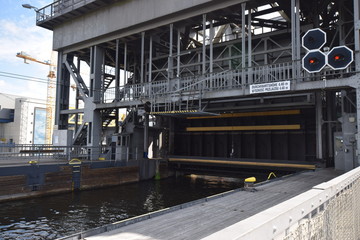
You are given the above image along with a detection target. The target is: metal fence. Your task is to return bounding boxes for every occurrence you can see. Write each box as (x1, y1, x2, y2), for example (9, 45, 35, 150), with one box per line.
(101, 61, 357, 104)
(0, 144, 110, 164)
(203, 167, 360, 240)
(36, 0, 92, 23)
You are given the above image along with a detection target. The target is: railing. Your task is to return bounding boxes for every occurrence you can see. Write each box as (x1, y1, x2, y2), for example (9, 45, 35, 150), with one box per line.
(203, 166, 360, 240)
(101, 61, 357, 104)
(36, 0, 95, 24)
(0, 144, 110, 163)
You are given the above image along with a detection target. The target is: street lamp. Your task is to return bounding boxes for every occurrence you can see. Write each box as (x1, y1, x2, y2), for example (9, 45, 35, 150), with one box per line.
(22, 4, 38, 11)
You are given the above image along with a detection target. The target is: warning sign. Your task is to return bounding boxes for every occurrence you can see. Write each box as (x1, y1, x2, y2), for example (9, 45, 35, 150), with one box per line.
(250, 81, 290, 94)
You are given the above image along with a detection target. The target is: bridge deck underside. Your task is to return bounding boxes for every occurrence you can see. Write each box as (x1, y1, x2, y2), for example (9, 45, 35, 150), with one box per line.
(85, 168, 342, 240)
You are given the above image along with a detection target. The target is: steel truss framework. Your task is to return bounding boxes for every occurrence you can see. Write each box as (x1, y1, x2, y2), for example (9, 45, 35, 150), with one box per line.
(37, 0, 360, 166)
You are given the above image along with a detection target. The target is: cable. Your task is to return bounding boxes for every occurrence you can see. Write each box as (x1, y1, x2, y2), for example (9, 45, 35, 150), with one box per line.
(0, 71, 48, 82)
(0, 74, 49, 84)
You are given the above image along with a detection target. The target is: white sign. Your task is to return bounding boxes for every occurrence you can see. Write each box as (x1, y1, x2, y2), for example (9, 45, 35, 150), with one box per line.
(250, 81, 290, 94)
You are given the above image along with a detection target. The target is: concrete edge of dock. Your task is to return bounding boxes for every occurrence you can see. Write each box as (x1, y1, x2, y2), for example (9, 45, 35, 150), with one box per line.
(56, 171, 303, 240)
(57, 186, 247, 240)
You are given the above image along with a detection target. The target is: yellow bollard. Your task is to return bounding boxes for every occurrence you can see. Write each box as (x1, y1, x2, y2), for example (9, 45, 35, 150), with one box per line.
(244, 177, 256, 189)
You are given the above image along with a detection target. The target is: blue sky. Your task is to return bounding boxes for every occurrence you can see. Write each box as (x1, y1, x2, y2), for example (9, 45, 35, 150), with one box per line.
(0, 0, 53, 99)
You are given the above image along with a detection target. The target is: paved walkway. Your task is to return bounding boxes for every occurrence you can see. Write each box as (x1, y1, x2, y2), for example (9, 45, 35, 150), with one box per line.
(78, 168, 342, 240)
(0, 157, 68, 167)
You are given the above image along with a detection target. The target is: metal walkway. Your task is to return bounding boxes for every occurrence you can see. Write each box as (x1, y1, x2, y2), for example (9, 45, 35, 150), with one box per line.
(60, 168, 342, 240)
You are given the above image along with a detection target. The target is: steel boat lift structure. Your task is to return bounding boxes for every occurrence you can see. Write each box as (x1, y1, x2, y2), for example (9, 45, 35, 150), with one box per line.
(35, 0, 360, 177)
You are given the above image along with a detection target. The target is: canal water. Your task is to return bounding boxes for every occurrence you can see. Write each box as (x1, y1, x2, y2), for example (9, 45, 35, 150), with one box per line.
(0, 174, 260, 240)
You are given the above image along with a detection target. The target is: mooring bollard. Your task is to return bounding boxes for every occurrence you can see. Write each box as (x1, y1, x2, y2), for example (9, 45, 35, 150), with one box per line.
(244, 177, 256, 190)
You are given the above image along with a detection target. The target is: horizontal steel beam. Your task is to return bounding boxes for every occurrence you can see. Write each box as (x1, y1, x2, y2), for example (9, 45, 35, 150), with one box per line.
(186, 124, 301, 132)
(168, 158, 316, 170)
(187, 109, 301, 119)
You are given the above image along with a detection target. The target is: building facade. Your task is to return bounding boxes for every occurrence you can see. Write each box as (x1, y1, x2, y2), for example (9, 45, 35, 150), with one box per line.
(0, 93, 46, 145)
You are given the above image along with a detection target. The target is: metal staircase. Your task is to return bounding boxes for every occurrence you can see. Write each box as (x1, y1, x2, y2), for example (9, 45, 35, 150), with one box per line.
(64, 59, 89, 99)
(102, 108, 117, 128)
(72, 122, 87, 145)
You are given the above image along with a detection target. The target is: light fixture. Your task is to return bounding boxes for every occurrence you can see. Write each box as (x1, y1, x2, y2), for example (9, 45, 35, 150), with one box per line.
(22, 4, 38, 11)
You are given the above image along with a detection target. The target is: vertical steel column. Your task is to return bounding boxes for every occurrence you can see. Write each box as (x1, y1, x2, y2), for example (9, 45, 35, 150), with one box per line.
(87, 46, 104, 160)
(354, 0, 360, 71)
(54, 52, 63, 127)
(148, 36, 152, 82)
(356, 88, 360, 167)
(248, 8, 252, 84)
(295, 0, 301, 78)
(115, 39, 120, 101)
(241, 3, 246, 86)
(354, 0, 360, 167)
(291, 0, 296, 79)
(124, 42, 127, 84)
(316, 92, 323, 160)
(90, 46, 103, 103)
(55, 53, 70, 129)
(202, 14, 207, 75)
(75, 57, 81, 133)
(198, 54, 202, 74)
(229, 46, 232, 69)
(339, 1, 345, 45)
(209, 20, 214, 74)
(264, 38, 268, 65)
(144, 113, 149, 158)
(115, 39, 120, 133)
(141, 32, 145, 83)
(168, 24, 174, 80)
(177, 29, 181, 77)
(326, 91, 334, 161)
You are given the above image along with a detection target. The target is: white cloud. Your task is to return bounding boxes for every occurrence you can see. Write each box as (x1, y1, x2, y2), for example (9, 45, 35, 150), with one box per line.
(0, 78, 47, 100)
(0, 6, 54, 100)
(0, 17, 53, 64)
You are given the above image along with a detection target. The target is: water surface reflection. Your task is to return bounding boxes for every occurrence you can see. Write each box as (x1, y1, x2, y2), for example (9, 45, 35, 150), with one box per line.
(0, 175, 245, 239)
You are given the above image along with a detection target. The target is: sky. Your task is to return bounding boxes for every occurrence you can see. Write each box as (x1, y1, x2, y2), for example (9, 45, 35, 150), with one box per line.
(0, 0, 54, 100)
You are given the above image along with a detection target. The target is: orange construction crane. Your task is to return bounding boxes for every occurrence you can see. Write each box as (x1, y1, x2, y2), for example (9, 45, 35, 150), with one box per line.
(16, 51, 57, 145)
